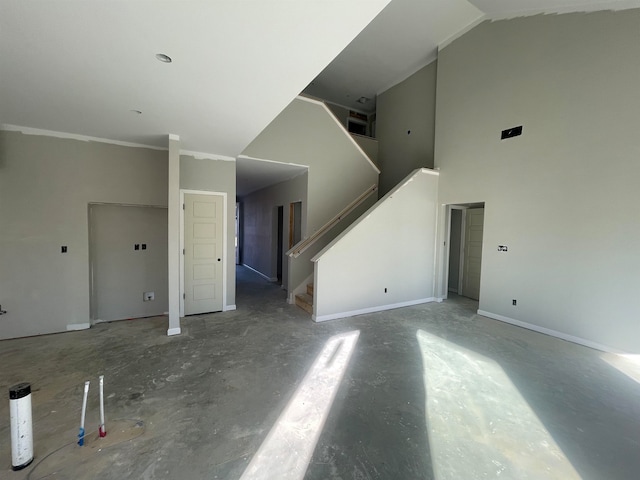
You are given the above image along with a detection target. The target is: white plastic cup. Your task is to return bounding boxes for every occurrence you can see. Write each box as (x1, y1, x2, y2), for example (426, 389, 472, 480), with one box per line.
(9, 382, 34, 471)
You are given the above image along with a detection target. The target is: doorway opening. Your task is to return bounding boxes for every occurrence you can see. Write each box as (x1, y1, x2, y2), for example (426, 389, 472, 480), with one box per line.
(289, 201, 302, 249)
(445, 203, 485, 301)
(89, 203, 168, 323)
(276, 206, 284, 284)
(236, 202, 241, 265)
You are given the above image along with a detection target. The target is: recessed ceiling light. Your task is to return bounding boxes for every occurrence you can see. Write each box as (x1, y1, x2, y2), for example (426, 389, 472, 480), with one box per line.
(155, 53, 172, 63)
(357, 96, 370, 104)
(130, 109, 142, 115)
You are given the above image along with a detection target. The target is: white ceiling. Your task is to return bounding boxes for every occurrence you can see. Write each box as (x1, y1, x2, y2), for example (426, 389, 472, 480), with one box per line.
(303, 0, 640, 113)
(0, 0, 390, 158)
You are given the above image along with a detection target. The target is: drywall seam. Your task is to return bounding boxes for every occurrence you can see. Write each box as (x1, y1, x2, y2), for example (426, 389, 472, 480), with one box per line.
(377, 55, 438, 97)
(438, 15, 487, 50)
(313, 298, 436, 322)
(66, 323, 91, 331)
(180, 150, 235, 162)
(477, 310, 621, 354)
(0, 124, 168, 151)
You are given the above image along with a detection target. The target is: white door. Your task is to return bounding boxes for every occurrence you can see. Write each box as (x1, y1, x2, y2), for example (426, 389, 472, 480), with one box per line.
(184, 193, 224, 315)
(462, 208, 484, 301)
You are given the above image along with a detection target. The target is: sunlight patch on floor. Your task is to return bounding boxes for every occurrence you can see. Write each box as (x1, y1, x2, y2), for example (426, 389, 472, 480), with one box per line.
(239, 330, 360, 480)
(601, 353, 640, 384)
(417, 330, 579, 480)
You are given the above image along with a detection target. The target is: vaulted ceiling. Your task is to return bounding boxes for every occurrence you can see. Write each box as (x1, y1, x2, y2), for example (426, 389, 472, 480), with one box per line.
(2, 0, 639, 196)
(304, 0, 640, 113)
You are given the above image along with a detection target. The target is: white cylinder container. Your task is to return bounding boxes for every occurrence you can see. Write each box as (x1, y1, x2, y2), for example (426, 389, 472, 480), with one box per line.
(10, 382, 34, 471)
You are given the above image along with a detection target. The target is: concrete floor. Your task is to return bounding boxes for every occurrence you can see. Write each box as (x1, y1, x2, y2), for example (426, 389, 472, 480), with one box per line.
(1, 266, 639, 479)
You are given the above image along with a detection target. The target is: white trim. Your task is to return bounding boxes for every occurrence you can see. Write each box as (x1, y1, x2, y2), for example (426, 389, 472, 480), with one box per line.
(419, 167, 440, 177)
(1, 124, 167, 151)
(242, 263, 277, 282)
(295, 96, 381, 175)
(313, 298, 436, 323)
(438, 15, 487, 51)
(477, 310, 621, 353)
(168, 134, 180, 141)
(180, 150, 235, 162)
(237, 154, 308, 169)
(180, 189, 228, 316)
(67, 323, 91, 331)
(167, 327, 182, 336)
(224, 305, 237, 311)
(296, 95, 328, 108)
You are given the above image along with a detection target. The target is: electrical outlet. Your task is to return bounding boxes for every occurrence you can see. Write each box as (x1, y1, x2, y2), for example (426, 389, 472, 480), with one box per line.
(512, 299, 517, 306)
(144, 291, 155, 302)
(501, 125, 523, 140)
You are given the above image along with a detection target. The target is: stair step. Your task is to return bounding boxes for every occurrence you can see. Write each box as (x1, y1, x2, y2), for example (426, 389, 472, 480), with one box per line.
(307, 283, 314, 296)
(295, 293, 313, 314)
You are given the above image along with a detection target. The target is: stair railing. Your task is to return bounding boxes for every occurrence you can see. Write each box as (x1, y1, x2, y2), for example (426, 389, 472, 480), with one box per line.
(287, 183, 378, 259)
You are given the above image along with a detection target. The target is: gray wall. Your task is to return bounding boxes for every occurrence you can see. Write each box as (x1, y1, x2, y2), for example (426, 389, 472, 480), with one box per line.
(242, 97, 380, 294)
(314, 169, 439, 320)
(376, 61, 438, 196)
(90, 204, 168, 321)
(325, 102, 350, 128)
(241, 173, 308, 283)
(0, 130, 167, 340)
(243, 97, 379, 235)
(180, 155, 236, 308)
(435, 10, 640, 352)
(352, 134, 379, 167)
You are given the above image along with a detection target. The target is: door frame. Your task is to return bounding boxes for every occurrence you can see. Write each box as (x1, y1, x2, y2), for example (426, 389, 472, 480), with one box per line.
(446, 205, 467, 298)
(89, 202, 168, 324)
(441, 203, 484, 301)
(442, 204, 467, 302)
(179, 189, 228, 317)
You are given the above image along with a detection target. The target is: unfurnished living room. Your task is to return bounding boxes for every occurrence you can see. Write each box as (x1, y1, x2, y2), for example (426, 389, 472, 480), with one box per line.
(1, 1, 640, 479)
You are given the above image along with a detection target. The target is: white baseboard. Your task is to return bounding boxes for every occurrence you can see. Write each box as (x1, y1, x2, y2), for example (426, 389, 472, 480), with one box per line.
(67, 323, 91, 331)
(476, 310, 620, 353)
(224, 304, 237, 311)
(287, 293, 295, 304)
(167, 327, 181, 336)
(242, 263, 276, 282)
(313, 298, 435, 323)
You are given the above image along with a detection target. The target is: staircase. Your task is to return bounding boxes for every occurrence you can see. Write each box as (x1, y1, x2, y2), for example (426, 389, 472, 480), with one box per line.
(295, 283, 314, 314)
